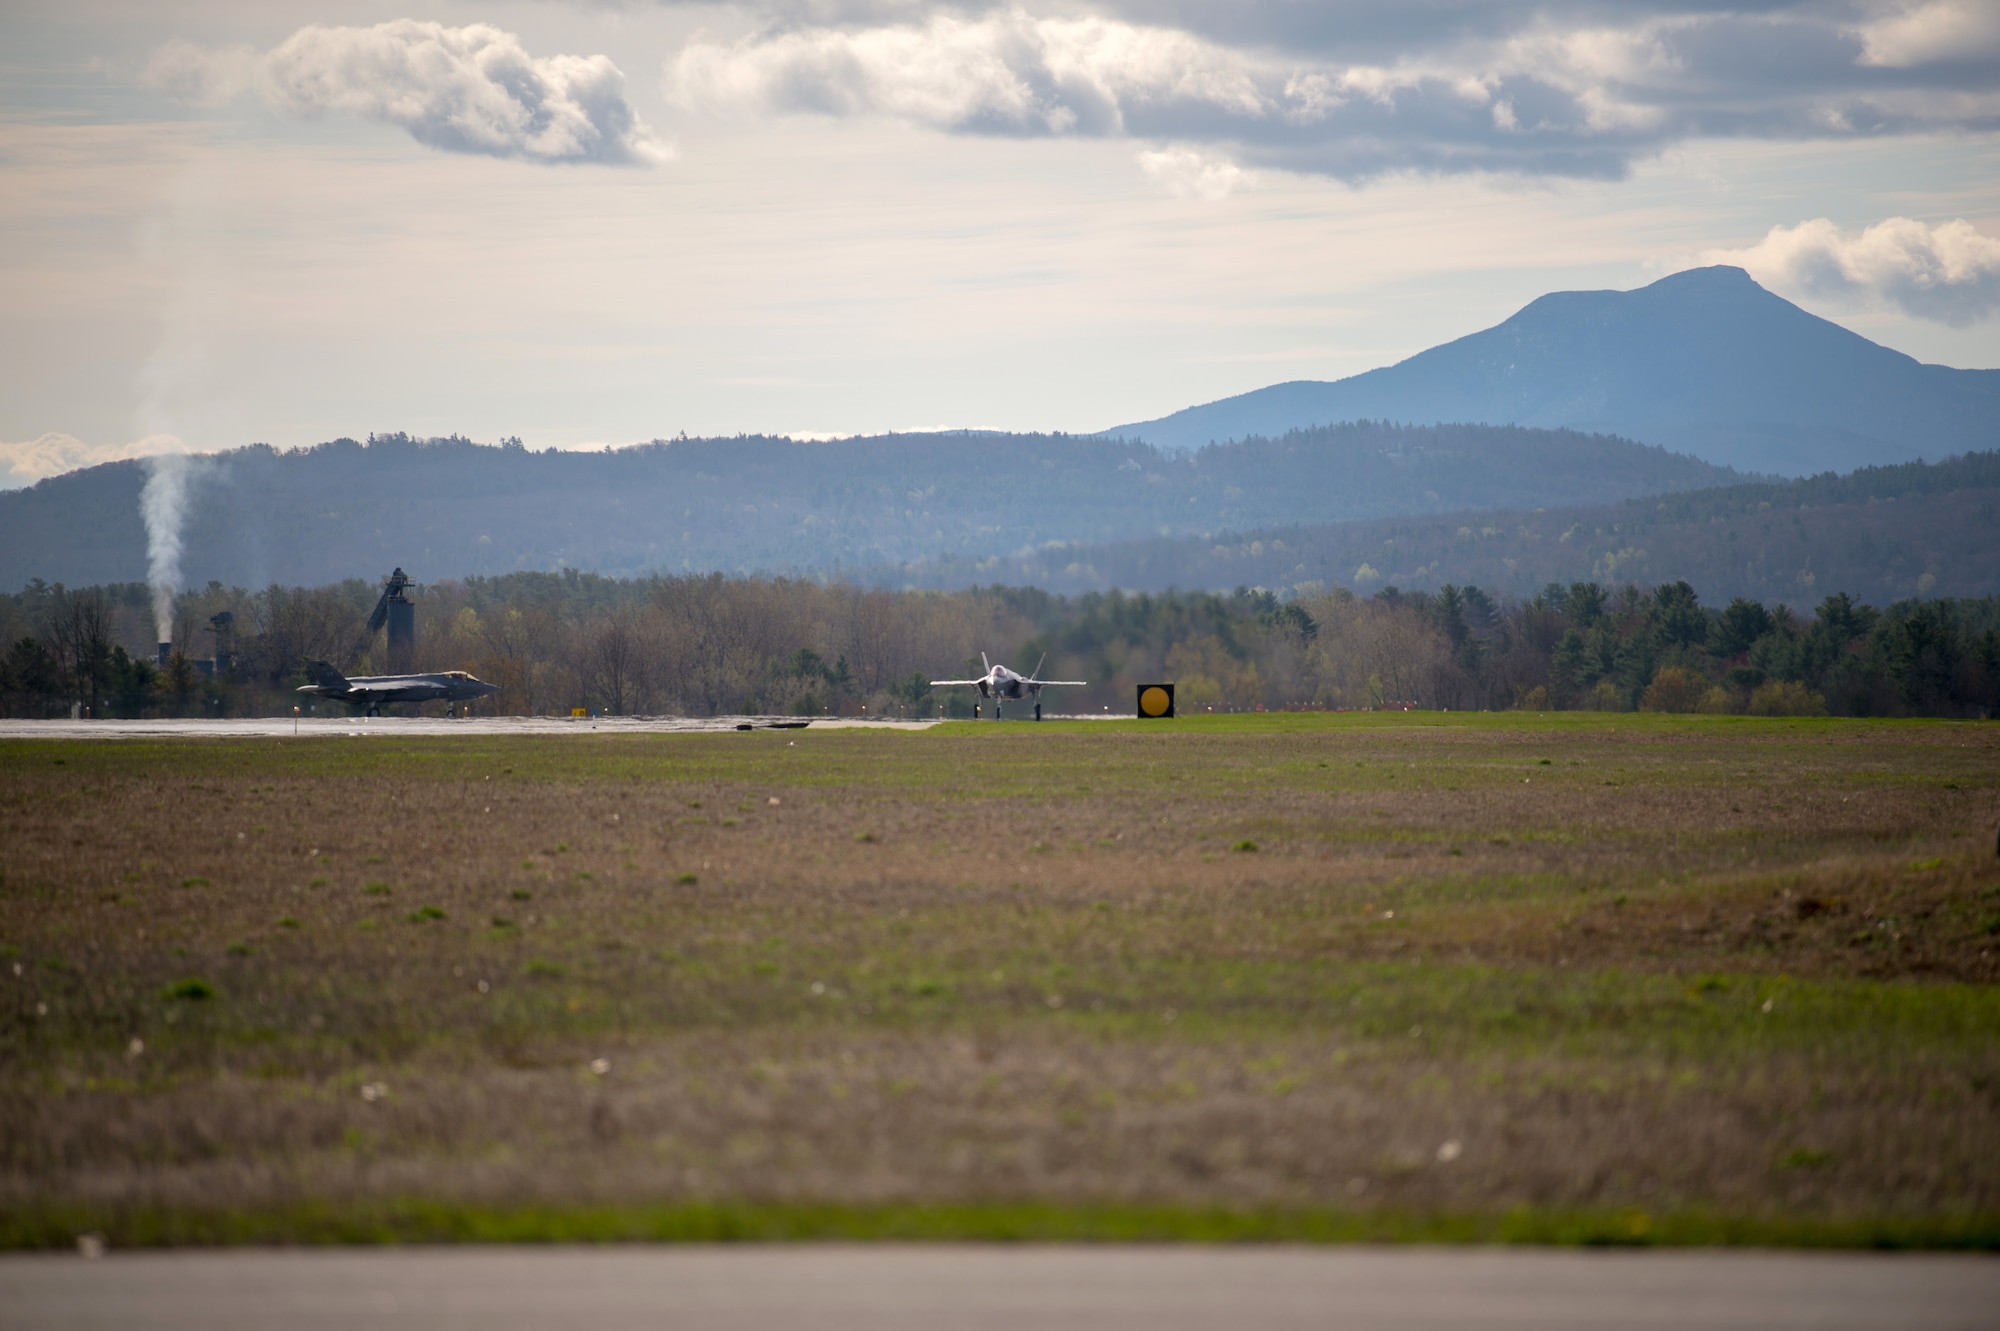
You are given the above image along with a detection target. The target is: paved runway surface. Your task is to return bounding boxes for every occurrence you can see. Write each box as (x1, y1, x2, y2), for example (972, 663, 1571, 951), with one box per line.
(0, 715, 944, 739)
(4, 1246, 1996, 1330)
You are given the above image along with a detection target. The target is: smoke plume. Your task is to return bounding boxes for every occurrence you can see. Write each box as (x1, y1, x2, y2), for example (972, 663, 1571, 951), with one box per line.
(140, 453, 197, 643)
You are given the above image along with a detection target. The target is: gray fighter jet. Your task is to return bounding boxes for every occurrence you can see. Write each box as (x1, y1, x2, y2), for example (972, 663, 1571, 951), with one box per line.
(930, 653, 1086, 720)
(298, 660, 499, 717)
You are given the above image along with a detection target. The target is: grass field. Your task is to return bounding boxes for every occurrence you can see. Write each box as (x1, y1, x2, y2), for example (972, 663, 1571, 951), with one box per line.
(3, 713, 1997, 1248)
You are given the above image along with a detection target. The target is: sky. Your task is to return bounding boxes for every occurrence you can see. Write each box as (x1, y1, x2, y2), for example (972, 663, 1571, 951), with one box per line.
(2, 0, 1997, 486)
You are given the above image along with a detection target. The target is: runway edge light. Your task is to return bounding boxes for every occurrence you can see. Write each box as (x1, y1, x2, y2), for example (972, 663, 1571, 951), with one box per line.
(1137, 684, 1175, 719)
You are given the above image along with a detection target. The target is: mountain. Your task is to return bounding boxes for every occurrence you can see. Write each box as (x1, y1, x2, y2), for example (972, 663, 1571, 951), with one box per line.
(0, 423, 1734, 590)
(883, 451, 2000, 605)
(1100, 267, 2000, 476)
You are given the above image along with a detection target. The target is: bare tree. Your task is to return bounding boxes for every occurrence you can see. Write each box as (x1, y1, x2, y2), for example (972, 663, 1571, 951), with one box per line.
(246, 585, 368, 683)
(44, 587, 115, 714)
(1301, 592, 1454, 708)
(584, 609, 638, 714)
(478, 604, 556, 715)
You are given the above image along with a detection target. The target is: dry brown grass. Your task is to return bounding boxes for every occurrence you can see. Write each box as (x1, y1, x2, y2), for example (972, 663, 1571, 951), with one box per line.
(1, 713, 1997, 1236)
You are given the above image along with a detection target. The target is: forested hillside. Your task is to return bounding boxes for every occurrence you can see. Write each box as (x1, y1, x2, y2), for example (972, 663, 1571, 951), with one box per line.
(0, 424, 1735, 589)
(891, 452, 2000, 604)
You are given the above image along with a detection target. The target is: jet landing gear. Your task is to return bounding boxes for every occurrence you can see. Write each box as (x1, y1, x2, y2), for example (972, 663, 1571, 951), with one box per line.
(1034, 702, 1042, 722)
(366, 704, 381, 718)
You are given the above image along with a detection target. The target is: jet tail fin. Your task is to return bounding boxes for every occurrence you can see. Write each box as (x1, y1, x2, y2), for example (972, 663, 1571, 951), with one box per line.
(304, 659, 349, 689)
(981, 651, 991, 674)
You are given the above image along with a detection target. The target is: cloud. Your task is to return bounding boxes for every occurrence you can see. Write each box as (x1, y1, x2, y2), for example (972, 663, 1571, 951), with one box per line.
(146, 21, 667, 166)
(667, 12, 1266, 136)
(1136, 144, 1251, 198)
(663, 4, 2000, 181)
(1, 433, 193, 490)
(1855, 1, 2000, 68)
(664, 10, 1645, 177)
(144, 39, 263, 106)
(1708, 217, 2000, 325)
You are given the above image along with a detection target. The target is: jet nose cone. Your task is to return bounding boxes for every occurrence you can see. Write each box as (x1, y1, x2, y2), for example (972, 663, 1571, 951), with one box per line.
(477, 681, 500, 696)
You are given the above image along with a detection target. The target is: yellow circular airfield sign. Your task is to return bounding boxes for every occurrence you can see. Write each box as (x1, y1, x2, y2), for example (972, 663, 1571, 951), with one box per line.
(1138, 685, 1175, 718)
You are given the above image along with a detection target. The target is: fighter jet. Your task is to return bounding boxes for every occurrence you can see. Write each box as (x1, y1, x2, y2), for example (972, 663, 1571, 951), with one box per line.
(297, 660, 499, 717)
(930, 653, 1086, 720)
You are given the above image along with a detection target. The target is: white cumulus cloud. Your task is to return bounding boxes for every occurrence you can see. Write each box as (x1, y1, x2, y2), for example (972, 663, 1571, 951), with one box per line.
(667, 11, 1268, 136)
(1709, 217, 2000, 326)
(1, 433, 194, 490)
(146, 21, 667, 166)
(663, 9, 1654, 178)
(1136, 145, 1251, 199)
(662, 4, 2000, 182)
(1855, 1, 2000, 67)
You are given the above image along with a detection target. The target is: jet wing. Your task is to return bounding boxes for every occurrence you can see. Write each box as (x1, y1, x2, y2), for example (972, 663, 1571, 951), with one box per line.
(929, 679, 985, 686)
(298, 681, 379, 699)
(1030, 680, 1088, 686)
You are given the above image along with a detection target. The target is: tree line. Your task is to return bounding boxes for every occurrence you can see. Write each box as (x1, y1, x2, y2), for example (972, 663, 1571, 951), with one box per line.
(1, 572, 1994, 720)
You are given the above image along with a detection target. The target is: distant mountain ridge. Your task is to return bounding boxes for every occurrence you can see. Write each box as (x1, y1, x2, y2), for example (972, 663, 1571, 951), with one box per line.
(0, 422, 1734, 590)
(1101, 267, 2000, 476)
(884, 450, 2000, 604)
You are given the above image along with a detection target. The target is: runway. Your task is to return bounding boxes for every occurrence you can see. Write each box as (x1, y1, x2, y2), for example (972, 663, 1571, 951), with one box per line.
(0, 715, 944, 739)
(2, 1246, 1995, 1330)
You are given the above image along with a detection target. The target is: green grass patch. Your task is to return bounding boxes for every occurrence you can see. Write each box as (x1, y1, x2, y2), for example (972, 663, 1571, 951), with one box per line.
(1, 1199, 1992, 1251)
(4, 714, 1992, 1246)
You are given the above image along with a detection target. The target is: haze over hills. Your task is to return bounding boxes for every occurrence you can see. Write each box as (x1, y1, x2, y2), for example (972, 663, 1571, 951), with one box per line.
(5, 267, 1993, 603)
(1102, 267, 2000, 476)
(886, 451, 2000, 605)
(0, 422, 1734, 590)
